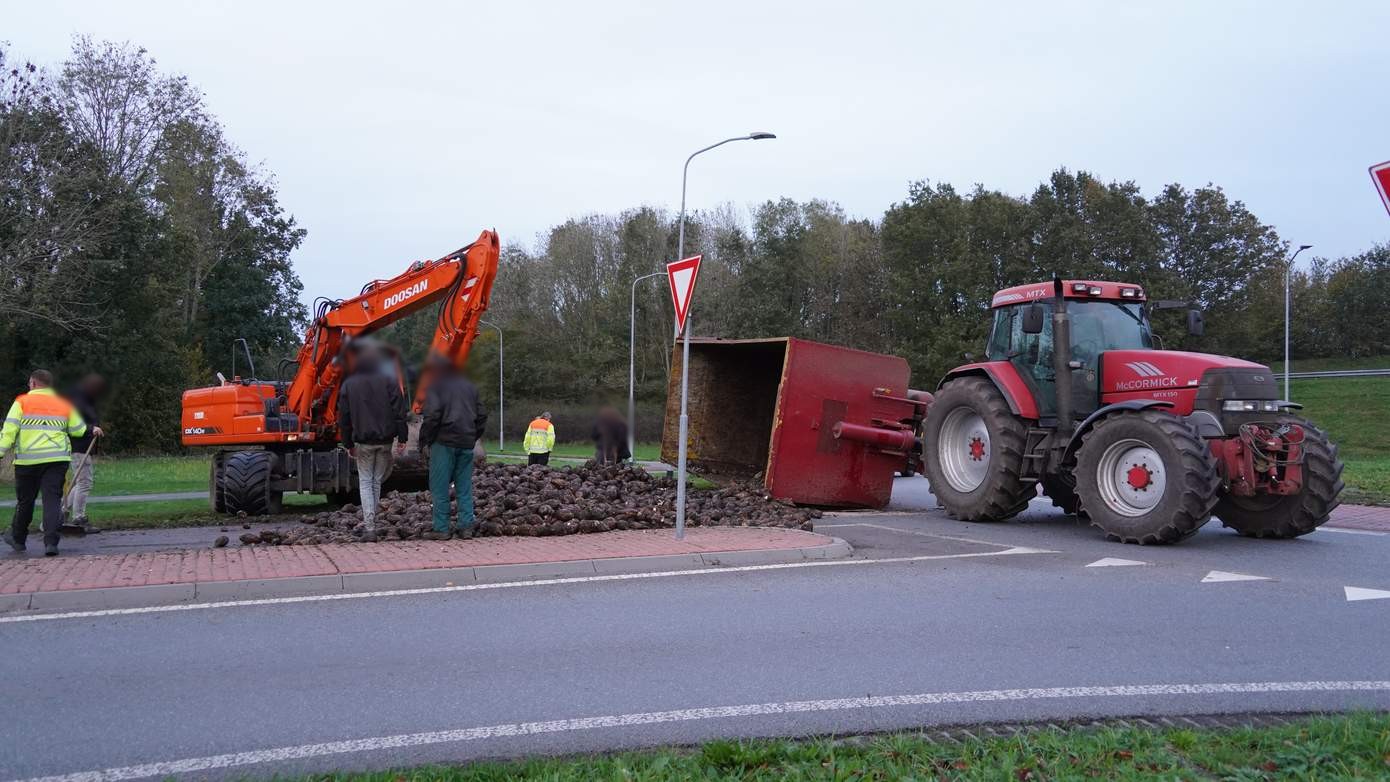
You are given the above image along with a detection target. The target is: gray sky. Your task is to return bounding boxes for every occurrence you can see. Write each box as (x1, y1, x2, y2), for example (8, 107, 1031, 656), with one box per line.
(12, 1, 1390, 304)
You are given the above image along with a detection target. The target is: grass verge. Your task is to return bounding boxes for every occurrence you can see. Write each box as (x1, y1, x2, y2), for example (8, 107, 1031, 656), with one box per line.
(1291, 376, 1390, 505)
(269, 712, 1390, 781)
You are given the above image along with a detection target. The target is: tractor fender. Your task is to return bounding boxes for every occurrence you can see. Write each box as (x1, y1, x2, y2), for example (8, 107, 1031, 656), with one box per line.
(939, 362, 1039, 419)
(1062, 400, 1175, 463)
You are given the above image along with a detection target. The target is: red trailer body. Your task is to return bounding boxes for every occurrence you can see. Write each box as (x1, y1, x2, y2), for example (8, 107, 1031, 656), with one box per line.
(661, 337, 922, 508)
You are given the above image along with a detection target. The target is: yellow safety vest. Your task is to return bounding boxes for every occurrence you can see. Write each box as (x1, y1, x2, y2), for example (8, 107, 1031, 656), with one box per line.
(0, 388, 88, 466)
(523, 418, 555, 454)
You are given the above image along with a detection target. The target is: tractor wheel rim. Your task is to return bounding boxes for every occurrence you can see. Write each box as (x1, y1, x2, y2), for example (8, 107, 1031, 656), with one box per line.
(1096, 439, 1166, 517)
(939, 407, 990, 493)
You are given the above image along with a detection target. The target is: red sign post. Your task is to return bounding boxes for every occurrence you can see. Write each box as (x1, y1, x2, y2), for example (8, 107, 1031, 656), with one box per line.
(666, 254, 702, 335)
(1372, 161, 1390, 217)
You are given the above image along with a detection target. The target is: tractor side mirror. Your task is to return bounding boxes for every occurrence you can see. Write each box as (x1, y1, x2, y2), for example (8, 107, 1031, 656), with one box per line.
(1186, 309, 1205, 337)
(1021, 303, 1045, 334)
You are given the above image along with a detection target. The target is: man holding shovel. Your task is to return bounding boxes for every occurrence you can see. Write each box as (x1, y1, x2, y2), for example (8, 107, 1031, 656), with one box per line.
(1, 370, 88, 557)
(62, 373, 106, 534)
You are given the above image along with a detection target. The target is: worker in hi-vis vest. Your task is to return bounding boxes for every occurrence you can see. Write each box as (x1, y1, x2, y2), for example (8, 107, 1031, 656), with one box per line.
(2, 369, 89, 557)
(523, 412, 556, 466)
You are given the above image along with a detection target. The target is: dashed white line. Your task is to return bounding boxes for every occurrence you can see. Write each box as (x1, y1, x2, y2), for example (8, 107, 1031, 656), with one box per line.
(1345, 586, 1390, 602)
(1317, 527, 1388, 537)
(13, 680, 1390, 782)
(1201, 570, 1270, 583)
(1086, 557, 1146, 568)
(0, 546, 1055, 625)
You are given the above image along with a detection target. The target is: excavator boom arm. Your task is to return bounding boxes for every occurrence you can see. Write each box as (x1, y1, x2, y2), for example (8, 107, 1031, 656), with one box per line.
(284, 229, 500, 431)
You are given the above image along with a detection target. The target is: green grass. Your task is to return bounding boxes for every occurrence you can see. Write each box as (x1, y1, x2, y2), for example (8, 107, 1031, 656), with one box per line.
(270, 712, 1390, 781)
(1268, 354, 1390, 373)
(1290, 376, 1390, 505)
(492, 442, 664, 462)
(0, 455, 208, 502)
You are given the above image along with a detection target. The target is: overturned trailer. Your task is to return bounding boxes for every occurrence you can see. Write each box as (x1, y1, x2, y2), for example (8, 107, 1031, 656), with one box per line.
(661, 337, 928, 509)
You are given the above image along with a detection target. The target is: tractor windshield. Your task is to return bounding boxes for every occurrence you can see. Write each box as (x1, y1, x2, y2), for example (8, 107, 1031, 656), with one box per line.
(1066, 301, 1152, 364)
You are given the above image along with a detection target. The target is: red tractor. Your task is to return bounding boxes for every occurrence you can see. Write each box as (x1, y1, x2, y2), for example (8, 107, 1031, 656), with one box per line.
(923, 279, 1344, 544)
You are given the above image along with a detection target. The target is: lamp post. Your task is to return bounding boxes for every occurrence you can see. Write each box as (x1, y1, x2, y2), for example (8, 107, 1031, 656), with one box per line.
(1283, 244, 1312, 401)
(629, 271, 665, 459)
(673, 131, 776, 540)
(480, 319, 504, 451)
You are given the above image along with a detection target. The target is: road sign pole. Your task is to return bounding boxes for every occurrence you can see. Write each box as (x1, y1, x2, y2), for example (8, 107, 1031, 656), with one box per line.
(675, 314, 691, 540)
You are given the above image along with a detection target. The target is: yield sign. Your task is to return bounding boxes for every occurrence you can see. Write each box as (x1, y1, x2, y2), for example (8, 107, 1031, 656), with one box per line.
(666, 254, 702, 335)
(1372, 161, 1390, 217)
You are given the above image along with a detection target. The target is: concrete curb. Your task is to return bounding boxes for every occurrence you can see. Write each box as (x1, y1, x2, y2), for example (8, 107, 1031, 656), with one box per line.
(0, 537, 852, 614)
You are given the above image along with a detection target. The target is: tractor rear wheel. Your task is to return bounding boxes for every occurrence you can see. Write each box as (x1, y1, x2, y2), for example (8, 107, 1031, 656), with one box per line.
(1215, 417, 1344, 539)
(923, 377, 1034, 521)
(1074, 409, 1218, 544)
(220, 450, 284, 516)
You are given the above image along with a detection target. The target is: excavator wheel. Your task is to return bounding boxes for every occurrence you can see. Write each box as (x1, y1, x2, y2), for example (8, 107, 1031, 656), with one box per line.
(209, 452, 226, 513)
(220, 450, 284, 516)
(1074, 409, 1218, 544)
(1215, 417, 1344, 539)
(923, 376, 1034, 521)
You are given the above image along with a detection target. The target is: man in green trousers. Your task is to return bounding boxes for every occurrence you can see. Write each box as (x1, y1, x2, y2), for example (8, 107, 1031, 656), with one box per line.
(419, 357, 487, 539)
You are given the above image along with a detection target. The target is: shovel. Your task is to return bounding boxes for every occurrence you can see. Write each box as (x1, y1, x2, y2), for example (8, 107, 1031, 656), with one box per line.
(60, 438, 98, 536)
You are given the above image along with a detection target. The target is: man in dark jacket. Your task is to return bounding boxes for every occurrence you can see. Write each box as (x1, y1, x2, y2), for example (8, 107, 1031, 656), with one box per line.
(63, 374, 107, 532)
(419, 357, 487, 538)
(338, 346, 408, 536)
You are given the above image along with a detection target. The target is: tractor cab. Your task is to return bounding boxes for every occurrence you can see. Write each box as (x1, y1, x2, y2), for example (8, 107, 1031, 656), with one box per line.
(987, 281, 1155, 418)
(987, 281, 1170, 418)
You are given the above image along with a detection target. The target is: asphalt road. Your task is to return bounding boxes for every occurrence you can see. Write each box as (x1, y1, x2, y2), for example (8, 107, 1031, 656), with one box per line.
(4, 475, 1389, 781)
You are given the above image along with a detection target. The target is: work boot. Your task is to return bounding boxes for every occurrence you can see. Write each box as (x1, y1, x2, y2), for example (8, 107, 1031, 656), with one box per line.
(44, 542, 59, 557)
(3, 531, 23, 554)
(454, 527, 476, 540)
(360, 530, 380, 543)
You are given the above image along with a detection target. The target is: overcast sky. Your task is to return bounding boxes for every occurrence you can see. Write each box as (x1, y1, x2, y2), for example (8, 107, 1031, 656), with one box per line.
(11, 1, 1390, 303)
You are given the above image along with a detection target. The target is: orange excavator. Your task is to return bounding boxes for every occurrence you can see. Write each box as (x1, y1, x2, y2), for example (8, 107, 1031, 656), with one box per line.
(181, 230, 500, 514)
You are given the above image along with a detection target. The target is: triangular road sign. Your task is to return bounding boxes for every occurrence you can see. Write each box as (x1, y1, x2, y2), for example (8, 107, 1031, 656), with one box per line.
(1201, 570, 1269, 583)
(667, 255, 702, 336)
(1372, 160, 1390, 217)
(1345, 586, 1390, 602)
(1086, 557, 1146, 568)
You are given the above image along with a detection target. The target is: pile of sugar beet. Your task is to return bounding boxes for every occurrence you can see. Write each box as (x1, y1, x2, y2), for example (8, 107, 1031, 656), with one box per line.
(227, 462, 820, 546)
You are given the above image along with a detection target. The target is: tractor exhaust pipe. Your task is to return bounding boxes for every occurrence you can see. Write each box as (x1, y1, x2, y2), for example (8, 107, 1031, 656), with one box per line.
(1052, 277, 1074, 440)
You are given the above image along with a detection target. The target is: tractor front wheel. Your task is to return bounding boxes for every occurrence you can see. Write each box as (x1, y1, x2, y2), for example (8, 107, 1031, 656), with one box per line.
(1215, 418, 1344, 539)
(1075, 410, 1219, 544)
(923, 377, 1033, 521)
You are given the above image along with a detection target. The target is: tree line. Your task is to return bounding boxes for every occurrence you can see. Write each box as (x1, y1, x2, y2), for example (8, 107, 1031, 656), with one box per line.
(1, 39, 305, 453)
(5, 39, 1387, 452)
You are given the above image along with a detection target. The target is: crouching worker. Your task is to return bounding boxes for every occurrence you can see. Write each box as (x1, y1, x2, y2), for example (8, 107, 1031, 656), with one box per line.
(2, 370, 87, 557)
(338, 343, 408, 540)
(419, 356, 487, 539)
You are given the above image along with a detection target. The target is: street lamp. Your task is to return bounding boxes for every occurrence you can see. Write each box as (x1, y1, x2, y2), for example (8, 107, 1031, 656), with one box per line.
(629, 271, 666, 458)
(480, 319, 504, 452)
(1283, 244, 1313, 401)
(673, 131, 776, 540)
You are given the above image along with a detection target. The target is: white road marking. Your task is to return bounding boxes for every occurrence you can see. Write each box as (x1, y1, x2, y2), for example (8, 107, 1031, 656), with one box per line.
(1201, 570, 1270, 583)
(816, 522, 1053, 552)
(1344, 586, 1390, 602)
(15, 680, 1390, 782)
(1317, 527, 1388, 537)
(0, 546, 1055, 625)
(1086, 557, 1146, 568)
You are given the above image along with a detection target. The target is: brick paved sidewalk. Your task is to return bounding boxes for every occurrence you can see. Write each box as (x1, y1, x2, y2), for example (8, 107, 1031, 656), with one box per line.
(1326, 503, 1390, 532)
(0, 528, 833, 596)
